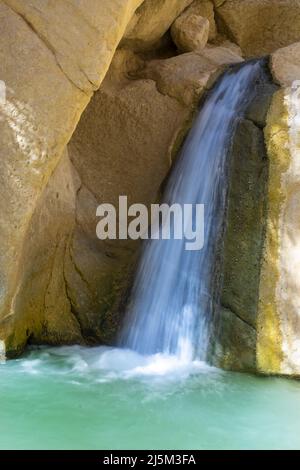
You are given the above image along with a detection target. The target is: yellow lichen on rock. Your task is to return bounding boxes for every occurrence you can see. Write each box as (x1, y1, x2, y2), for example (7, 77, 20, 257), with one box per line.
(257, 90, 290, 375)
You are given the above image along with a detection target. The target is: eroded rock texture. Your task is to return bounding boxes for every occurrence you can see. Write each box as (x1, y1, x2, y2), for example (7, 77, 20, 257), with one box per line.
(122, 0, 194, 50)
(67, 45, 243, 345)
(211, 64, 278, 372)
(215, 0, 300, 57)
(0, 0, 144, 354)
(0, 0, 244, 356)
(271, 42, 300, 87)
(258, 87, 300, 376)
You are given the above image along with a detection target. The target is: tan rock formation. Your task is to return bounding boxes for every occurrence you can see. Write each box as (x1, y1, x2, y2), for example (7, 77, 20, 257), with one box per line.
(139, 46, 243, 106)
(67, 46, 240, 342)
(258, 87, 300, 376)
(67, 49, 192, 343)
(5, 151, 83, 355)
(171, 14, 209, 52)
(0, 0, 244, 358)
(215, 0, 300, 57)
(183, 0, 217, 40)
(271, 42, 300, 87)
(0, 0, 144, 355)
(212, 65, 279, 373)
(122, 0, 194, 50)
(1, 0, 298, 377)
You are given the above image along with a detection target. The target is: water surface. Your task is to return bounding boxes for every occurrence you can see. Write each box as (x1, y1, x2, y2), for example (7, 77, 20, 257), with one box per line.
(0, 346, 299, 450)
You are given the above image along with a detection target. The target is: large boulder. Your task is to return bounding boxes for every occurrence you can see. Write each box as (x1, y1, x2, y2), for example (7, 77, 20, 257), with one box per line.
(170, 0, 217, 52)
(215, 68, 300, 376)
(180, 0, 217, 41)
(171, 14, 210, 52)
(67, 47, 239, 342)
(211, 65, 279, 373)
(215, 0, 300, 57)
(139, 45, 243, 105)
(271, 42, 300, 87)
(258, 87, 300, 376)
(0, 0, 143, 356)
(67, 49, 192, 342)
(122, 0, 194, 50)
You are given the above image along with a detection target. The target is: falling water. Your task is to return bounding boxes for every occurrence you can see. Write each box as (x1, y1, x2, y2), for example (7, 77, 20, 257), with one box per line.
(120, 60, 264, 362)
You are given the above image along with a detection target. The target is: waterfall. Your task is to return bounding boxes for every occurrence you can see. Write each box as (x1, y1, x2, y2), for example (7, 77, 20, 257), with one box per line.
(120, 60, 264, 362)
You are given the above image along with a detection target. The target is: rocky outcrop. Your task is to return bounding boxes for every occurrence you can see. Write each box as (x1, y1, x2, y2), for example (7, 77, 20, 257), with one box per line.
(271, 42, 300, 87)
(67, 49, 192, 343)
(138, 46, 243, 105)
(0, 0, 144, 355)
(122, 0, 194, 50)
(171, 13, 209, 52)
(215, 0, 300, 57)
(214, 49, 300, 376)
(212, 65, 278, 372)
(188, 1, 217, 40)
(257, 87, 300, 376)
(67, 45, 243, 344)
(0, 0, 244, 357)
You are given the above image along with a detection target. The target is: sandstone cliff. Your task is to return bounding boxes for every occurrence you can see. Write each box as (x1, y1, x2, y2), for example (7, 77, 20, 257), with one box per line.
(0, 0, 300, 377)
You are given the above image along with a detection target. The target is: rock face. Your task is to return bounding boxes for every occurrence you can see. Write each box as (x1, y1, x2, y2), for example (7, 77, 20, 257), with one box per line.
(122, 0, 194, 50)
(258, 87, 300, 376)
(0, 0, 144, 355)
(213, 53, 300, 376)
(66, 45, 243, 344)
(171, 13, 209, 52)
(0, 0, 245, 358)
(188, 0, 217, 40)
(66, 49, 192, 343)
(215, 0, 300, 57)
(139, 45, 243, 105)
(212, 64, 278, 372)
(9, 151, 84, 352)
(271, 42, 300, 87)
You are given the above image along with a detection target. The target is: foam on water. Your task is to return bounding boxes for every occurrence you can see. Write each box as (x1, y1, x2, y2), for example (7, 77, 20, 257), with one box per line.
(18, 346, 216, 384)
